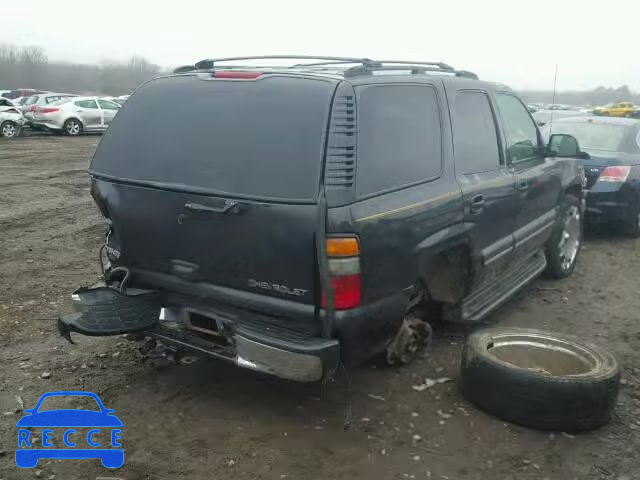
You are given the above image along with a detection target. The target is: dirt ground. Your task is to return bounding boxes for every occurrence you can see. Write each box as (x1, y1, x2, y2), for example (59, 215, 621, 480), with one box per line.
(1, 135, 639, 480)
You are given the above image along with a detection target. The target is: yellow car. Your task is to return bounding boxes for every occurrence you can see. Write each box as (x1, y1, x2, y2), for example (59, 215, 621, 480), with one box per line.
(593, 102, 636, 117)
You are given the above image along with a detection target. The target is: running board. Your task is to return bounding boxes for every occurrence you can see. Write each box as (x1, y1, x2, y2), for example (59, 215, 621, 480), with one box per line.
(445, 251, 547, 322)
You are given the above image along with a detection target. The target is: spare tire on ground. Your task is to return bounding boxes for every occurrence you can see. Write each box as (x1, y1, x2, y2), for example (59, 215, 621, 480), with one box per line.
(460, 328, 620, 432)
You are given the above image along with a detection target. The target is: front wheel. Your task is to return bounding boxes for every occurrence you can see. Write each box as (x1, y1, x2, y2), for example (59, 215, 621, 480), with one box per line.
(544, 195, 582, 278)
(63, 118, 82, 136)
(0, 120, 19, 138)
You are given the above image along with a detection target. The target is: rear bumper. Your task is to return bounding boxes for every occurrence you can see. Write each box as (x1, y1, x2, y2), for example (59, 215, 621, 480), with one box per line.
(151, 313, 339, 382)
(586, 187, 639, 223)
(58, 277, 409, 381)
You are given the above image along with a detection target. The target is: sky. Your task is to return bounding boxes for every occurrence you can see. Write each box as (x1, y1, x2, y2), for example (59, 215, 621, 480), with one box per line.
(3, 0, 639, 91)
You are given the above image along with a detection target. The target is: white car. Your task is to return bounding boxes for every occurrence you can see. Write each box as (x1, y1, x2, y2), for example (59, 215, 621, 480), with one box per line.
(0, 97, 27, 138)
(30, 96, 121, 135)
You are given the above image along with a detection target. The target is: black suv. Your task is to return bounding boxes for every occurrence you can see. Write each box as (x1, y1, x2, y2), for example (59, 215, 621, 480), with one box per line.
(59, 56, 586, 382)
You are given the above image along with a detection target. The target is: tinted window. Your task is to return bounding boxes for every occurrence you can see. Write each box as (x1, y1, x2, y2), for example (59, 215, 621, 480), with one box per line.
(454, 91, 501, 174)
(496, 93, 540, 162)
(98, 100, 120, 110)
(356, 85, 441, 196)
(76, 100, 98, 109)
(91, 75, 333, 201)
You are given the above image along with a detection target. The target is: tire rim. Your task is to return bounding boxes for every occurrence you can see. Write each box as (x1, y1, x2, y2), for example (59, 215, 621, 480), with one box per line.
(558, 205, 581, 271)
(487, 332, 600, 376)
(1, 122, 17, 138)
(66, 121, 80, 135)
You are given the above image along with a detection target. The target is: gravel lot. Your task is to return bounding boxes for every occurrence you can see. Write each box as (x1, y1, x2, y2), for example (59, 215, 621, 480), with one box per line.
(1, 136, 639, 480)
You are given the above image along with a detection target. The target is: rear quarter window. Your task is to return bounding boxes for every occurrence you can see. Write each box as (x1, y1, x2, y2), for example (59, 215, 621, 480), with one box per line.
(356, 84, 442, 197)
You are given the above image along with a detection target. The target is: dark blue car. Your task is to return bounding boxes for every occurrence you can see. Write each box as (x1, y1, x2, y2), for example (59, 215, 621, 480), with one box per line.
(544, 116, 640, 236)
(15, 391, 123, 468)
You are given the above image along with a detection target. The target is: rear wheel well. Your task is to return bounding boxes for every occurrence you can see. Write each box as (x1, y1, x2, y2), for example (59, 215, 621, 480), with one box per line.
(420, 244, 471, 305)
(564, 184, 582, 200)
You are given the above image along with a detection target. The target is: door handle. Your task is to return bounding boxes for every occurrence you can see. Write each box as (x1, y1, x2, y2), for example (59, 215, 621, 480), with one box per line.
(470, 194, 485, 214)
(518, 180, 528, 193)
(184, 200, 238, 214)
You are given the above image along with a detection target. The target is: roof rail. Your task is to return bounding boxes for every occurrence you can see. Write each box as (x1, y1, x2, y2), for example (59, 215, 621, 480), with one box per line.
(193, 55, 381, 71)
(175, 56, 478, 79)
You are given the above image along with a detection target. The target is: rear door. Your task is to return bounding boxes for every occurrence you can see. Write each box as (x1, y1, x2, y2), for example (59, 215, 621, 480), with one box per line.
(97, 99, 120, 129)
(495, 92, 561, 260)
(451, 89, 517, 285)
(90, 74, 337, 305)
(74, 99, 101, 129)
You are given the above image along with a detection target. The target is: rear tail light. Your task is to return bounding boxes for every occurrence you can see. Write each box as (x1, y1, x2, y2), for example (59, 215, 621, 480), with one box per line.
(599, 166, 631, 183)
(213, 71, 263, 79)
(39, 107, 59, 114)
(322, 237, 361, 310)
(27, 105, 37, 112)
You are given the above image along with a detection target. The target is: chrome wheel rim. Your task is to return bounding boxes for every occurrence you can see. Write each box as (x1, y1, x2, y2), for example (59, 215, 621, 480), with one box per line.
(2, 122, 17, 137)
(487, 332, 599, 376)
(558, 205, 581, 271)
(66, 121, 80, 135)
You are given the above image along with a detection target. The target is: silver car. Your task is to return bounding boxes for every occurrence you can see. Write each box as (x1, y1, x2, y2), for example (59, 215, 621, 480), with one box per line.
(30, 96, 121, 136)
(23, 93, 78, 124)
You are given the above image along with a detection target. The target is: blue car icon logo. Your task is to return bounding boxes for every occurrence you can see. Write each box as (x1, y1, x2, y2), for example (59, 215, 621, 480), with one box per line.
(15, 391, 123, 469)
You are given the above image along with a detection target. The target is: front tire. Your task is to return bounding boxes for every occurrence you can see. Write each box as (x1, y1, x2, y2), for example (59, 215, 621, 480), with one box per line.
(0, 120, 19, 138)
(544, 195, 582, 278)
(63, 118, 82, 136)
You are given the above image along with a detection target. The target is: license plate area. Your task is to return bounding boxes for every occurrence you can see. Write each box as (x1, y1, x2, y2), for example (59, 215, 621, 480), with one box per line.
(184, 308, 236, 339)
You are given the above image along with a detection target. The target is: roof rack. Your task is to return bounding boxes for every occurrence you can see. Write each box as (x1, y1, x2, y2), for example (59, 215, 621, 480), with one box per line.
(192, 55, 381, 71)
(175, 56, 478, 79)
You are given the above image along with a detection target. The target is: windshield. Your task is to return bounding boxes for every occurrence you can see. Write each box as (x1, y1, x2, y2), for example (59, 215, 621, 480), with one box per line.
(37, 395, 101, 412)
(91, 75, 334, 201)
(546, 122, 627, 151)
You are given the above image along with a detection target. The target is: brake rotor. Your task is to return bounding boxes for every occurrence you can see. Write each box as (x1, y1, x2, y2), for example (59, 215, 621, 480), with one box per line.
(386, 315, 433, 365)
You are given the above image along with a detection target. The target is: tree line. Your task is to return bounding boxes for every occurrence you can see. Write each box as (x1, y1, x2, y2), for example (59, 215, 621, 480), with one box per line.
(519, 85, 639, 107)
(0, 44, 162, 96)
(1, 43, 638, 105)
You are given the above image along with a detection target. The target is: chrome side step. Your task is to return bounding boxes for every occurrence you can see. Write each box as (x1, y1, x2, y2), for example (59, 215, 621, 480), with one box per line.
(445, 250, 547, 322)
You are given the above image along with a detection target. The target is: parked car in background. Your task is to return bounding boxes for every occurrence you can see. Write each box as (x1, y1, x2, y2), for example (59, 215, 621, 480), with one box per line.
(59, 56, 586, 382)
(23, 93, 79, 125)
(0, 97, 27, 138)
(1, 88, 48, 100)
(593, 102, 636, 117)
(532, 107, 587, 126)
(543, 116, 640, 236)
(30, 96, 121, 136)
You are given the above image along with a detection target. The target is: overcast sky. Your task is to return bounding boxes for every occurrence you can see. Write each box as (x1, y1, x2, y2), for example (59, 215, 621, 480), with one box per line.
(3, 0, 638, 91)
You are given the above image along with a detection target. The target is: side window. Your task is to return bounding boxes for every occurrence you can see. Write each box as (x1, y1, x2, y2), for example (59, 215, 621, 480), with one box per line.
(356, 84, 442, 196)
(495, 93, 540, 162)
(453, 91, 501, 174)
(75, 100, 98, 109)
(98, 100, 120, 110)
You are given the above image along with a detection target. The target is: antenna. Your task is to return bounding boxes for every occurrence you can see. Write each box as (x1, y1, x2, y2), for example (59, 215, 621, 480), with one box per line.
(549, 64, 558, 129)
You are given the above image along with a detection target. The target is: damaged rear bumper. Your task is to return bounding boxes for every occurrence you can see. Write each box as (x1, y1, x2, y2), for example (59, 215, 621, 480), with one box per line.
(58, 286, 339, 383)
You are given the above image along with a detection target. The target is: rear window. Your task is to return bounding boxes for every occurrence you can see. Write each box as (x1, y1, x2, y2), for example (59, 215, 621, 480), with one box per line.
(356, 84, 442, 196)
(546, 122, 628, 152)
(91, 75, 335, 202)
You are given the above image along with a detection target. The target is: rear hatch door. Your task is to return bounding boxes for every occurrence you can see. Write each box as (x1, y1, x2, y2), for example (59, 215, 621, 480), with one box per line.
(90, 73, 338, 306)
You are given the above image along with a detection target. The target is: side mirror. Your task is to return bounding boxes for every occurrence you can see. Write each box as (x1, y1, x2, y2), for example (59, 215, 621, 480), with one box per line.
(548, 134, 590, 160)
